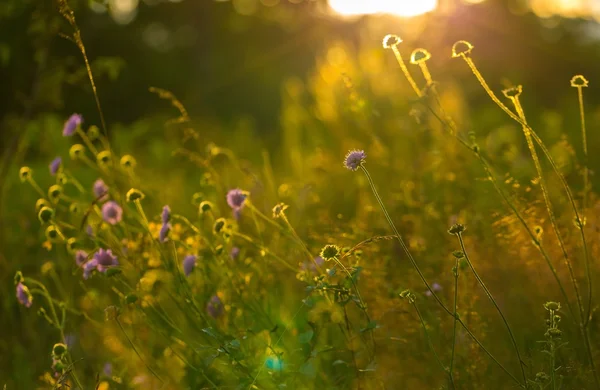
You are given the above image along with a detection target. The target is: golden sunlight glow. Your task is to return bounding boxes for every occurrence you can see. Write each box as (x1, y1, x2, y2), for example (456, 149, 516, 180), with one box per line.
(328, 0, 438, 17)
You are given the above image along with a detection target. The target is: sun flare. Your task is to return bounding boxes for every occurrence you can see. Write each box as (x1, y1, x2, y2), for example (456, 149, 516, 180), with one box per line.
(328, 0, 438, 17)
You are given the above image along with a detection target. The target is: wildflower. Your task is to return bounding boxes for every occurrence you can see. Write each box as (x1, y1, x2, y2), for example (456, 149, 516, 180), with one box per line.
(226, 189, 247, 210)
(102, 201, 123, 225)
(425, 282, 442, 297)
(382, 34, 402, 48)
(93, 179, 109, 201)
(544, 302, 561, 312)
(35, 198, 50, 212)
(159, 223, 171, 243)
(570, 75, 589, 88)
(63, 113, 83, 136)
(49, 157, 62, 176)
(83, 259, 97, 279)
(16, 283, 32, 308)
(48, 185, 63, 203)
(75, 250, 88, 267)
(199, 201, 213, 214)
(230, 247, 240, 260)
(206, 295, 224, 318)
(213, 218, 226, 234)
(88, 125, 100, 140)
(451, 40, 474, 58)
(94, 248, 119, 273)
(96, 150, 112, 165)
(343, 150, 366, 171)
(448, 223, 465, 235)
(45, 225, 62, 242)
(161, 205, 171, 224)
(320, 244, 341, 261)
(182, 255, 197, 277)
(302, 256, 324, 273)
(63, 334, 76, 349)
(86, 224, 94, 237)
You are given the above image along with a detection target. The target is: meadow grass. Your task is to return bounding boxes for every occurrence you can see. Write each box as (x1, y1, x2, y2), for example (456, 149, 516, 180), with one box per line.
(5, 2, 600, 389)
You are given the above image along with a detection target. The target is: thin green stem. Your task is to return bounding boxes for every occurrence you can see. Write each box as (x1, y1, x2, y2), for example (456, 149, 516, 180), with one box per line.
(457, 233, 527, 384)
(411, 300, 454, 388)
(449, 256, 459, 386)
(359, 165, 523, 386)
(115, 317, 164, 384)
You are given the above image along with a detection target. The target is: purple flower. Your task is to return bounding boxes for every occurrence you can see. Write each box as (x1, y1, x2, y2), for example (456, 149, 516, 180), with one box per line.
(103, 362, 112, 377)
(49, 157, 62, 176)
(161, 205, 171, 224)
(16, 283, 32, 308)
(93, 179, 109, 201)
(226, 189, 247, 210)
(159, 223, 171, 243)
(75, 250, 88, 267)
(206, 295, 223, 318)
(83, 259, 98, 279)
(182, 255, 197, 277)
(86, 224, 94, 237)
(301, 256, 324, 273)
(102, 201, 122, 225)
(63, 113, 83, 136)
(344, 150, 366, 171)
(93, 248, 119, 273)
(425, 282, 442, 297)
(230, 247, 240, 260)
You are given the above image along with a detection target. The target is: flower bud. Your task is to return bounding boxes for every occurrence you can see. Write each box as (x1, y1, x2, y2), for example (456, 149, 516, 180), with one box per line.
(320, 244, 340, 261)
(96, 150, 112, 165)
(447, 224, 465, 235)
(48, 185, 63, 203)
(69, 144, 85, 160)
(126, 188, 145, 202)
(38, 207, 54, 224)
(52, 343, 67, 358)
(19, 167, 32, 183)
(120, 155, 137, 169)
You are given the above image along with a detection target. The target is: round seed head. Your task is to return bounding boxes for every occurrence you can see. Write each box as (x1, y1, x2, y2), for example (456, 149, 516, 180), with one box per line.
(213, 218, 226, 234)
(410, 48, 431, 64)
(502, 85, 522, 99)
(57, 173, 68, 186)
(451, 40, 474, 58)
(320, 244, 341, 261)
(52, 343, 67, 358)
(19, 167, 32, 183)
(66, 237, 78, 253)
(544, 301, 560, 311)
(447, 223, 465, 235)
(87, 125, 100, 140)
(126, 188, 145, 202)
(48, 185, 63, 203)
(272, 203, 289, 218)
(69, 203, 80, 214)
(120, 155, 137, 169)
(14, 271, 24, 285)
(36, 198, 51, 212)
(382, 34, 402, 49)
(69, 144, 85, 160)
(570, 75, 589, 88)
(45, 225, 61, 242)
(199, 201, 213, 213)
(96, 150, 112, 165)
(38, 207, 54, 224)
(192, 192, 204, 206)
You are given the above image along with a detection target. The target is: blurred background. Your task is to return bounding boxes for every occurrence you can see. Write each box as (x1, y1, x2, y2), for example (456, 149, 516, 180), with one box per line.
(2, 0, 600, 387)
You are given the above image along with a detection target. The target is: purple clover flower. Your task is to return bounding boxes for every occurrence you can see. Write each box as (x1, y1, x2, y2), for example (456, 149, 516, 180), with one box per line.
(161, 205, 171, 224)
(344, 150, 366, 171)
(226, 189, 247, 210)
(16, 283, 32, 308)
(182, 255, 196, 277)
(49, 157, 62, 176)
(206, 295, 224, 318)
(159, 223, 171, 243)
(75, 250, 88, 267)
(93, 248, 119, 273)
(63, 114, 83, 136)
(82, 259, 98, 279)
(102, 201, 123, 225)
(93, 179, 109, 202)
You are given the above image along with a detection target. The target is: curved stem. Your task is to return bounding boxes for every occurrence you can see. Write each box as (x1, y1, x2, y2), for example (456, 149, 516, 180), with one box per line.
(457, 233, 527, 384)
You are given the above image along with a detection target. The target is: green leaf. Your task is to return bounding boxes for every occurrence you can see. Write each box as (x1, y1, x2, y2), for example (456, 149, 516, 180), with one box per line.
(298, 329, 314, 344)
(300, 361, 316, 378)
